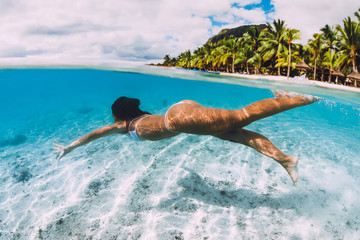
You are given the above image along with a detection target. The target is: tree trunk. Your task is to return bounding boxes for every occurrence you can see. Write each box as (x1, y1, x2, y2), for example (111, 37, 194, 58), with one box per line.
(287, 45, 291, 79)
(321, 70, 324, 82)
(246, 62, 249, 74)
(352, 57, 358, 73)
(276, 55, 281, 76)
(328, 69, 332, 83)
(350, 51, 358, 87)
(232, 55, 235, 73)
(314, 58, 317, 80)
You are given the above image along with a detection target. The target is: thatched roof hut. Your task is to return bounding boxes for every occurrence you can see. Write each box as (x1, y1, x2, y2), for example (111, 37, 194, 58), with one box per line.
(295, 61, 311, 70)
(347, 72, 360, 87)
(347, 72, 360, 79)
(331, 70, 344, 77)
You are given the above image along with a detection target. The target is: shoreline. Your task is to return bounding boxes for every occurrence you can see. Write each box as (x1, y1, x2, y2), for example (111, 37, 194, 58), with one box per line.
(1, 61, 360, 94)
(220, 72, 360, 93)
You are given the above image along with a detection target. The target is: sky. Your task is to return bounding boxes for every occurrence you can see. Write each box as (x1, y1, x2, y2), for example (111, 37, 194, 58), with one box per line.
(0, 0, 358, 63)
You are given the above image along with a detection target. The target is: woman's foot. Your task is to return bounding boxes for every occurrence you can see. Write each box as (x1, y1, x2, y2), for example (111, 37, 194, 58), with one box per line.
(279, 156, 299, 186)
(273, 90, 321, 104)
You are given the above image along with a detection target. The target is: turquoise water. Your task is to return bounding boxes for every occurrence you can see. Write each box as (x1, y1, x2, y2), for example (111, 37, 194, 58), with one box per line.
(0, 68, 359, 239)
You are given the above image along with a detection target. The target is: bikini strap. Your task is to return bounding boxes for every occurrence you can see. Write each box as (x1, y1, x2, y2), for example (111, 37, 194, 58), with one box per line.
(128, 114, 147, 132)
(134, 114, 149, 130)
(128, 114, 150, 132)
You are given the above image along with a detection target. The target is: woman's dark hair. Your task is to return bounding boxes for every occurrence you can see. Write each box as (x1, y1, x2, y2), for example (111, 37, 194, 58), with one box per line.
(111, 97, 150, 121)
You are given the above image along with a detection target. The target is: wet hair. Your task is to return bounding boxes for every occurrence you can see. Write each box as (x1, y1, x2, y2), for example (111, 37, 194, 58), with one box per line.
(111, 96, 150, 121)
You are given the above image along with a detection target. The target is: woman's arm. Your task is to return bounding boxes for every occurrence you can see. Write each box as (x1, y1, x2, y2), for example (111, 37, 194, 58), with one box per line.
(54, 122, 126, 161)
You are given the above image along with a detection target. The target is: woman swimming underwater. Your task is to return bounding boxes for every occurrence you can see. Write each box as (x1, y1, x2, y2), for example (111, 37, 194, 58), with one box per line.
(54, 92, 319, 186)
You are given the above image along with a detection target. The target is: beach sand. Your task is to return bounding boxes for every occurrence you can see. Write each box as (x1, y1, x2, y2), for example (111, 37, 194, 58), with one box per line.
(220, 72, 360, 93)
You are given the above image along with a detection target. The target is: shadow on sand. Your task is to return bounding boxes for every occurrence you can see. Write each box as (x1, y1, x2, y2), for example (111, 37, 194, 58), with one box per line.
(157, 167, 302, 212)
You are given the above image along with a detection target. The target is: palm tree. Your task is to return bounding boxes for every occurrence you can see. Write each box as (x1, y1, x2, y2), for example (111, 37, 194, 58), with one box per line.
(222, 38, 240, 73)
(243, 26, 262, 74)
(308, 33, 323, 80)
(202, 43, 216, 71)
(259, 19, 287, 75)
(163, 55, 172, 66)
(238, 36, 253, 74)
(284, 28, 301, 78)
(211, 48, 222, 72)
(165, 10, 360, 82)
(355, 8, 360, 22)
(275, 47, 300, 74)
(211, 40, 231, 72)
(296, 44, 307, 62)
(336, 17, 360, 74)
(191, 47, 205, 70)
(320, 24, 338, 52)
(248, 52, 263, 74)
(323, 50, 347, 83)
(177, 50, 192, 69)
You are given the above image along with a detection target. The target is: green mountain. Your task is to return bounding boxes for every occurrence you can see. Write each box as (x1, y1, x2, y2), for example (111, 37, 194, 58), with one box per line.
(207, 24, 268, 44)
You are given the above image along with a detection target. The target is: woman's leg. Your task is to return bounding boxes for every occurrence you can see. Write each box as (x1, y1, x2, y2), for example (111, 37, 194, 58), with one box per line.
(167, 93, 318, 135)
(215, 128, 298, 186)
(233, 92, 318, 128)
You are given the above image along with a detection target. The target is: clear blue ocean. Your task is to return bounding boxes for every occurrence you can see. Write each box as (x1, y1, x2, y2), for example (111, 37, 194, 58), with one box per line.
(0, 67, 359, 239)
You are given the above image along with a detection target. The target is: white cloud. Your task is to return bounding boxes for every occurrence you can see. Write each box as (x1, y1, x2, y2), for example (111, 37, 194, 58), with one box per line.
(271, 0, 359, 43)
(0, 0, 358, 63)
(212, 7, 266, 25)
(235, 0, 262, 7)
(0, 0, 231, 61)
(231, 7, 267, 24)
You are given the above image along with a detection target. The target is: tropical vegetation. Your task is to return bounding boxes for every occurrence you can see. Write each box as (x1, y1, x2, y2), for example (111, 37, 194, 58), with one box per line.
(160, 9, 360, 87)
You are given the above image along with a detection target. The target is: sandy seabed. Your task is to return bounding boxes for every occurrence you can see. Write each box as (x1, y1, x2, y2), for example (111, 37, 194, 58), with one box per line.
(0, 66, 359, 239)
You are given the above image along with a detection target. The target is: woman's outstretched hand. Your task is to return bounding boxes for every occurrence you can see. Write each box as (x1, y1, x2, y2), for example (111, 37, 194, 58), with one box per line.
(53, 140, 70, 161)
